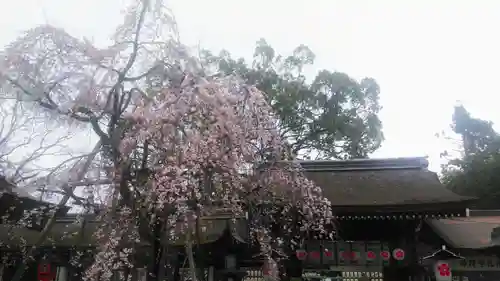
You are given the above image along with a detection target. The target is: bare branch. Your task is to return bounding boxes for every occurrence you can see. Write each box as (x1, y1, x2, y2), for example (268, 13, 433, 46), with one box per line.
(0, 99, 79, 187)
(10, 141, 102, 281)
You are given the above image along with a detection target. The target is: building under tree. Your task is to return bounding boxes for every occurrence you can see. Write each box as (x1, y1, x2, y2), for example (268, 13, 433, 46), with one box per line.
(2, 157, 497, 281)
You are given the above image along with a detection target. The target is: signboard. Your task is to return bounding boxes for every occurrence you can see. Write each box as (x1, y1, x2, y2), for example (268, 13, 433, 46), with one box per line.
(300, 241, 400, 267)
(451, 256, 500, 271)
(38, 262, 54, 281)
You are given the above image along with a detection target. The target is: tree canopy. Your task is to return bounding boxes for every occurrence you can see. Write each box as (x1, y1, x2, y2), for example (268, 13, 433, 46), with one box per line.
(200, 39, 384, 159)
(441, 105, 500, 197)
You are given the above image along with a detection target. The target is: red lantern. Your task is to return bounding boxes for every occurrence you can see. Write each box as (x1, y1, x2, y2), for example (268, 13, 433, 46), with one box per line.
(295, 250, 307, 260)
(310, 251, 321, 259)
(37, 262, 54, 281)
(366, 251, 376, 260)
(350, 251, 360, 260)
(380, 250, 390, 260)
(340, 251, 351, 260)
(324, 249, 333, 257)
(393, 248, 405, 261)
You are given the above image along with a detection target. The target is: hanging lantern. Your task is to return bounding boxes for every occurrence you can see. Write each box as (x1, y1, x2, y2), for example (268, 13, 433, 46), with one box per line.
(392, 248, 405, 261)
(340, 251, 351, 260)
(38, 262, 54, 281)
(350, 251, 360, 260)
(324, 249, 333, 257)
(309, 251, 321, 260)
(323, 248, 334, 265)
(380, 250, 390, 261)
(434, 260, 452, 281)
(263, 258, 279, 281)
(366, 251, 376, 261)
(295, 250, 307, 260)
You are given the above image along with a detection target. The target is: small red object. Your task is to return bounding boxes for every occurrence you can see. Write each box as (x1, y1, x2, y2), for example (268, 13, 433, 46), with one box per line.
(310, 251, 321, 259)
(380, 250, 390, 260)
(366, 251, 376, 260)
(324, 249, 333, 257)
(393, 248, 405, 261)
(296, 250, 307, 260)
(38, 262, 54, 281)
(438, 263, 451, 277)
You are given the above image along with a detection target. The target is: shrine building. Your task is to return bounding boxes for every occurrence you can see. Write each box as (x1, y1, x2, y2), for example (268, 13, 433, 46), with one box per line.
(1, 157, 498, 281)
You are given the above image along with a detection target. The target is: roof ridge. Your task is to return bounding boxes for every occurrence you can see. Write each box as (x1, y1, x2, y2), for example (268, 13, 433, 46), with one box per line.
(296, 157, 429, 172)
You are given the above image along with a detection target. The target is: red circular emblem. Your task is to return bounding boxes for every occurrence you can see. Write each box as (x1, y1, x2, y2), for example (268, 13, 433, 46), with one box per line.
(366, 251, 376, 260)
(295, 250, 307, 260)
(393, 248, 405, 261)
(380, 250, 390, 260)
(438, 263, 451, 277)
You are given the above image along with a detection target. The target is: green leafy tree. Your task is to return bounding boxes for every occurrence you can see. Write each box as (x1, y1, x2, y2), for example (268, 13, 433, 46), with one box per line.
(200, 39, 383, 159)
(442, 105, 500, 197)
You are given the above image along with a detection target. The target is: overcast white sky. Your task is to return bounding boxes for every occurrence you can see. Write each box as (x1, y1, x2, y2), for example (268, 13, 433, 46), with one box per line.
(1, 0, 500, 171)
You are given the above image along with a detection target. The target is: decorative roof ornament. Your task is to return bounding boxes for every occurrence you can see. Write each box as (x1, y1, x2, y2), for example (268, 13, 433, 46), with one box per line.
(421, 245, 464, 262)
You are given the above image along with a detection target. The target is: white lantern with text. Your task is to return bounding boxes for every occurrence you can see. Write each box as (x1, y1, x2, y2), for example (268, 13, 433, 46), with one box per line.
(392, 248, 405, 261)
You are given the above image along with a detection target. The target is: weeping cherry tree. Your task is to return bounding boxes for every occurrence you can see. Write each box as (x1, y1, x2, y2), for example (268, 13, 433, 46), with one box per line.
(0, 1, 333, 280)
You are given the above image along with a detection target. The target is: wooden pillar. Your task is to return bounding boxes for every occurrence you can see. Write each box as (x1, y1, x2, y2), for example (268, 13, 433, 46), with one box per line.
(0, 262, 4, 281)
(0, 251, 6, 281)
(284, 256, 302, 281)
(165, 248, 179, 281)
(208, 266, 215, 281)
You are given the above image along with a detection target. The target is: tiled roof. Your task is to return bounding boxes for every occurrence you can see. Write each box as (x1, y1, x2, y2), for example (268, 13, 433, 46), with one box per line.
(301, 157, 471, 206)
(0, 175, 39, 200)
(0, 211, 248, 246)
(428, 217, 500, 249)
